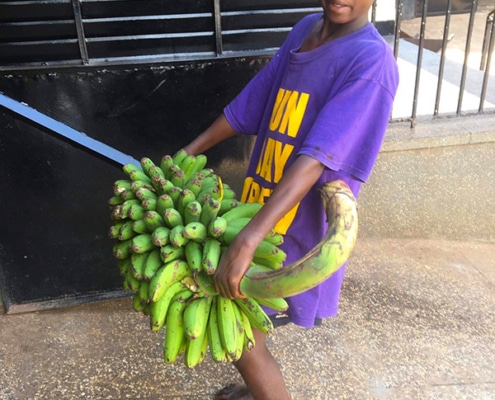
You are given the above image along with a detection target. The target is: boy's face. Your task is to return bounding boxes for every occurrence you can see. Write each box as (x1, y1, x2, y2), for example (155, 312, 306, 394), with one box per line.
(319, 0, 374, 27)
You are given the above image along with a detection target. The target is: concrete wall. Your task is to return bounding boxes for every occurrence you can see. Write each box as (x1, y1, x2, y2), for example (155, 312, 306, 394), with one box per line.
(357, 114, 495, 241)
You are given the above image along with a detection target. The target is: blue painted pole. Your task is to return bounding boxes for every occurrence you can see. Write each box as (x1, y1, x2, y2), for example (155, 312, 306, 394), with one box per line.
(0, 92, 140, 168)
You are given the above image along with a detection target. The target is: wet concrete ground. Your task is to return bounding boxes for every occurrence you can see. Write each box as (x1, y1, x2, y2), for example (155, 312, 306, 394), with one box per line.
(1, 238, 494, 400)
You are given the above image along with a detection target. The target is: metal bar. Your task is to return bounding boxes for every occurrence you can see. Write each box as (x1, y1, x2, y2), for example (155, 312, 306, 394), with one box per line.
(456, 0, 478, 115)
(479, 11, 495, 113)
(71, 0, 89, 64)
(371, 0, 377, 25)
(0, 93, 139, 167)
(393, 0, 402, 60)
(410, 0, 428, 128)
(480, 10, 494, 70)
(213, 0, 223, 56)
(434, 0, 453, 117)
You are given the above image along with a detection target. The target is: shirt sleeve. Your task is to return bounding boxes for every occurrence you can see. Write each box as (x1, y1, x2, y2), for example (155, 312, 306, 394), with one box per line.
(299, 46, 398, 182)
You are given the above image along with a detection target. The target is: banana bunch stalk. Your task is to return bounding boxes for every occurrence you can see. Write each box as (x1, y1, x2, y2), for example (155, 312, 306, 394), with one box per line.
(108, 150, 288, 367)
(239, 180, 358, 299)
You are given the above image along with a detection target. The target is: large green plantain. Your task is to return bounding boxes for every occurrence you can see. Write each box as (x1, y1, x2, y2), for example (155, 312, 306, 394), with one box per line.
(239, 180, 358, 299)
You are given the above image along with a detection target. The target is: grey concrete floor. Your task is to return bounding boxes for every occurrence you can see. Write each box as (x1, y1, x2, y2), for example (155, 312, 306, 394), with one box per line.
(1, 238, 494, 400)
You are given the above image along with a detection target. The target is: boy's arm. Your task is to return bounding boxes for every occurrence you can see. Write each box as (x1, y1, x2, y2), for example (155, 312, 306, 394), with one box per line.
(182, 113, 236, 156)
(214, 154, 325, 299)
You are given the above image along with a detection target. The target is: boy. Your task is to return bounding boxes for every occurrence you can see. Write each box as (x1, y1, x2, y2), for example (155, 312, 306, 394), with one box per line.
(182, 0, 399, 398)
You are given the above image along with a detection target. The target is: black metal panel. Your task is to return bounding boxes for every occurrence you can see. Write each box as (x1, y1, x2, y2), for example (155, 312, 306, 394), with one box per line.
(222, 30, 291, 52)
(221, 0, 319, 12)
(0, 0, 73, 22)
(221, 10, 315, 31)
(0, 57, 269, 312)
(0, 40, 80, 64)
(0, 20, 76, 41)
(83, 16, 214, 37)
(0, 110, 125, 312)
(80, 0, 212, 18)
(87, 34, 215, 59)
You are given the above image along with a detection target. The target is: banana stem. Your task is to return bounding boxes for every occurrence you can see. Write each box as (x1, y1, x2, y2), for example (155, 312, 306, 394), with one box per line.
(239, 180, 358, 299)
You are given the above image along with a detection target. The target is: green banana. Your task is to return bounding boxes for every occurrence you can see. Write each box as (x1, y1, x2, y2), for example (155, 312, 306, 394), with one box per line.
(169, 224, 188, 248)
(163, 298, 187, 364)
(217, 296, 239, 361)
(120, 199, 141, 217)
(127, 204, 145, 221)
(159, 244, 185, 264)
(171, 169, 186, 188)
(138, 280, 151, 303)
(108, 195, 124, 207)
(156, 194, 175, 216)
(151, 226, 171, 247)
(221, 202, 262, 222)
(207, 297, 228, 363)
(200, 198, 221, 227)
(239, 180, 358, 299)
(132, 219, 149, 234)
(178, 188, 196, 216)
(184, 240, 203, 274)
(135, 187, 157, 201)
(253, 296, 288, 312)
(130, 251, 150, 280)
(163, 207, 184, 228)
(234, 297, 274, 334)
(132, 293, 146, 313)
(186, 154, 208, 183)
(143, 248, 163, 281)
(201, 238, 221, 275)
(184, 324, 208, 368)
(158, 178, 174, 194)
(253, 241, 287, 263)
(108, 222, 124, 239)
(149, 259, 191, 303)
(131, 233, 154, 254)
(112, 239, 132, 260)
(129, 169, 152, 185)
(239, 307, 255, 351)
(120, 189, 137, 201)
(113, 179, 132, 196)
(150, 280, 185, 332)
(183, 222, 207, 243)
(122, 162, 141, 176)
(141, 198, 157, 212)
(183, 296, 212, 341)
(231, 301, 245, 361)
(142, 210, 165, 232)
(172, 148, 188, 166)
(167, 187, 182, 208)
(140, 156, 157, 177)
(160, 155, 174, 178)
(219, 199, 239, 214)
(208, 216, 227, 238)
(184, 200, 202, 224)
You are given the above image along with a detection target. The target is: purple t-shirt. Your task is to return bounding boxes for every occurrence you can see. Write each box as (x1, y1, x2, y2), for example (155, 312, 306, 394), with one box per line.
(224, 14, 399, 327)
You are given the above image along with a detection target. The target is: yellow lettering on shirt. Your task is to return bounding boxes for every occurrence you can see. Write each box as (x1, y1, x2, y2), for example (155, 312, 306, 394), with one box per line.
(242, 87, 310, 234)
(269, 88, 309, 137)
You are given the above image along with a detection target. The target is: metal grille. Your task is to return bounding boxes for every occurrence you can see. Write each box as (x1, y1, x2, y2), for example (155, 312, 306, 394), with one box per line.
(0, 0, 494, 124)
(0, 0, 318, 67)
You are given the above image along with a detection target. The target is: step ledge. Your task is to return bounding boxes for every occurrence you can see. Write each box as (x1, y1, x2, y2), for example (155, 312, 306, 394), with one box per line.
(383, 113, 495, 152)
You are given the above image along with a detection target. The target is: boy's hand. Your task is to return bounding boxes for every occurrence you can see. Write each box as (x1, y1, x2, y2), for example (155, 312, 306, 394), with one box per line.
(213, 232, 257, 299)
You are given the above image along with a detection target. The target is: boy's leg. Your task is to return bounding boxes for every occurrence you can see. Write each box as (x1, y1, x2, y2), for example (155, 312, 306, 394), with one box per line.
(215, 329, 292, 400)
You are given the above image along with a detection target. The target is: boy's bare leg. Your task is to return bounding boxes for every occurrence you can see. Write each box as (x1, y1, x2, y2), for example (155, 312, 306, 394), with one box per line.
(215, 329, 291, 400)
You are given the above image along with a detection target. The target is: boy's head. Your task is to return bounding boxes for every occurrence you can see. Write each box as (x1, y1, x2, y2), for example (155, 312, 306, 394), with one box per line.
(319, 0, 374, 28)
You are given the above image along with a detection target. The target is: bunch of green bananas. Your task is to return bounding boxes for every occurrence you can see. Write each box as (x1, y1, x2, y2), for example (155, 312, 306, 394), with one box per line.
(108, 149, 289, 367)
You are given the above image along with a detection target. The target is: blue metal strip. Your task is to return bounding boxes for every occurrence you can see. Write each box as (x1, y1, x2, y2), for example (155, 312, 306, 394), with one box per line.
(0, 92, 140, 167)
